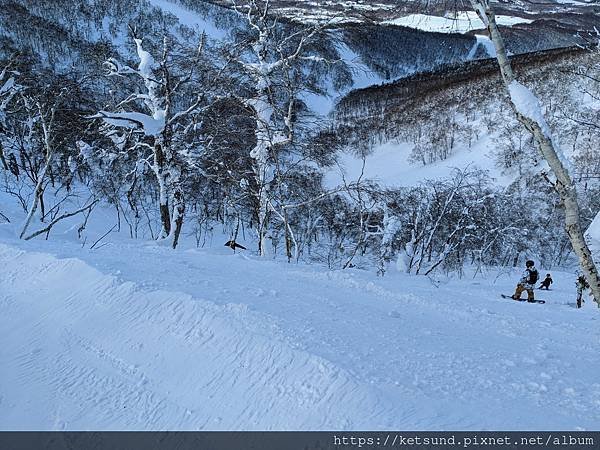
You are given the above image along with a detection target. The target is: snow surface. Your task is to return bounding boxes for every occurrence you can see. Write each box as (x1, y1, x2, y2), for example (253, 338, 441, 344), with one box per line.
(383, 12, 533, 34)
(1, 206, 600, 430)
(468, 35, 496, 59)
(145, 0, 228, 40)
(326, 135, 512, 189)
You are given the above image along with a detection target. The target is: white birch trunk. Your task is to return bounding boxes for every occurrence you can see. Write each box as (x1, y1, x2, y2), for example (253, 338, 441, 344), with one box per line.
(248, 78, 273, 257)
(471, 0, 600, 306)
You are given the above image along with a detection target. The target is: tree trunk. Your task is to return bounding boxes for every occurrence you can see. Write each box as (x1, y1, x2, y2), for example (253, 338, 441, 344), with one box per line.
(153, 139, 171, 239)
(282, 207, 293, 262)
(472, 0, 600, 306)
(250, 118, 270, 257)
(169, 178, 185, 249)
(0, 142, 8, 171)
(19, 159, 51, 239)
(248, 81, 273, 257)
(256, 181, 268, 257)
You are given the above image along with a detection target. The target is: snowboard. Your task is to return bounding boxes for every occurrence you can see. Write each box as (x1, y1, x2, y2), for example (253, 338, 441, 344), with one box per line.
(501, 294, 546, 304)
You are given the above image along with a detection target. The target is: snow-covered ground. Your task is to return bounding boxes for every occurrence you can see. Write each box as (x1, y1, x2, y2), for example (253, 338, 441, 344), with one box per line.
(145, 0, 228, 40)
(383, 12, 533, 34)
(1, 209, 600, 430)
(326, 135, 514, 189)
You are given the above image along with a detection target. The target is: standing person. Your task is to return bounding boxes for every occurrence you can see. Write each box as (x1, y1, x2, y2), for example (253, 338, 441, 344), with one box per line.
(576, 273, 589, 309)
(512, 260, 539, 302)
(539, 274, 553, 290)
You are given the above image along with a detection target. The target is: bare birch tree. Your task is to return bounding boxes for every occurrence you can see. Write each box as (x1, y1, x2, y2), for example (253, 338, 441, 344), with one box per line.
(469, 0, 600, 306)
(0, 58, 22, 222)
(0, 68, 99, 241)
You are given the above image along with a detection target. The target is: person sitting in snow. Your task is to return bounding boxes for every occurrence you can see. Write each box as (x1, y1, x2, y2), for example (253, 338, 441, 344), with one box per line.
(538, 273, 553, 290)
(576, 273, 589, 309)
(512, 260, 538, 302)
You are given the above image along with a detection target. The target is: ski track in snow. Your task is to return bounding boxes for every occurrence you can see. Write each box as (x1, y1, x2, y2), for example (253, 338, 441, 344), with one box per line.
(1, 235, 600, 430)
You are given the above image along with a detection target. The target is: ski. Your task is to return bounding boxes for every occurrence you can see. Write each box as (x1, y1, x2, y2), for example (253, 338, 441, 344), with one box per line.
(501, 294, 546, 304)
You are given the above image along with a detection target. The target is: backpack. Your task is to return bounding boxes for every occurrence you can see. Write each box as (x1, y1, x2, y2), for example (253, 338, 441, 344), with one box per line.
(528, 269, 539, 284)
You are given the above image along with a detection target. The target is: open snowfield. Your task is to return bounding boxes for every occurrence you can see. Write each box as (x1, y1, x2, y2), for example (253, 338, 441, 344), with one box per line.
(1, 211, 600, 430)
(325, 136, 514, 189)
(382, 12, 533, 34)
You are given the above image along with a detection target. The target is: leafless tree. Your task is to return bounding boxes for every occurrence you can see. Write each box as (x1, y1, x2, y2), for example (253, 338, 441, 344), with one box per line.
(94, 29, 212, 249)
(228, 0, 337, 256)
(466, 0, 600, 306)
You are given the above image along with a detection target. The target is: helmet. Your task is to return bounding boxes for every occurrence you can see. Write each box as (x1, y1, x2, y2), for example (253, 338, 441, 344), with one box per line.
(546, 274, 551, 277)
(526, 260, 535, 267)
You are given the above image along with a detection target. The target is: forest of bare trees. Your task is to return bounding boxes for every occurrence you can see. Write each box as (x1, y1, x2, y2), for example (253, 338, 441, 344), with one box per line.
(1, 0, 600, 290)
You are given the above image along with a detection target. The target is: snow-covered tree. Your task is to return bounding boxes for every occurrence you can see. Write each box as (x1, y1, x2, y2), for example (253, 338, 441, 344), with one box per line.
(0, 59, 22, 223)
(0, 59, 20, 130)
(0, 64, 98, 240)
(469, 0, 600, 306)
(227, 0, 338, 257)
(377, 199, 401, 276)
(93, 30, 212, 249)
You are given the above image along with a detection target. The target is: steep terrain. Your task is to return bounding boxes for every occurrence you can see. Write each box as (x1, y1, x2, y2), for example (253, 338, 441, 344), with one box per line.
(1, 0, 600, 432)
(327, 45, 598, 188)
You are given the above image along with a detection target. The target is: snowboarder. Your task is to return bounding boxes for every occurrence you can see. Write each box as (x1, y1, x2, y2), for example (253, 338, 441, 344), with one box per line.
(539, 273, 553, 290)
(512, 260, 538, 302)
(576, 273, 589, 309)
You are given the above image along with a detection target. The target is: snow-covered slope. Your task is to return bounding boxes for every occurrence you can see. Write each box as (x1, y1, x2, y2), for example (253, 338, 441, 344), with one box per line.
(328, 46, 596, 191)
(382, 12, 533, 33)
(325, 135, 513, 188)
(1, 223, 600, 430)
(0, 242, 389, 429)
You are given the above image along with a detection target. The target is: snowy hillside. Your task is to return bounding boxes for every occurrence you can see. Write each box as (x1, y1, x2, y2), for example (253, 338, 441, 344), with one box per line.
(1, 0, 600, 434)
(329, 46, 599, 191)
(382, 12, 533, 33)
(203, 0, 599, 25)
(2, 220, 600, 430)
(1, 0, 595, 91)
